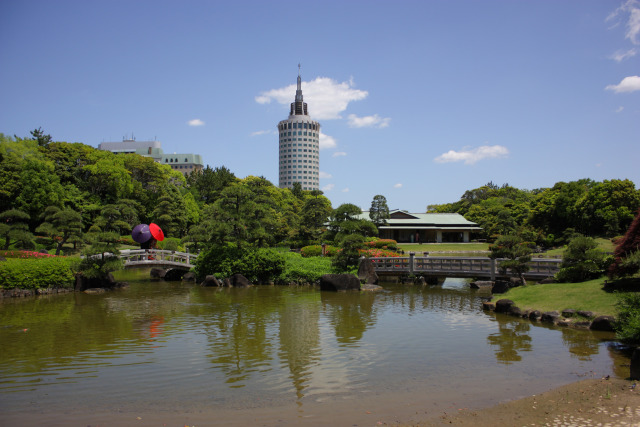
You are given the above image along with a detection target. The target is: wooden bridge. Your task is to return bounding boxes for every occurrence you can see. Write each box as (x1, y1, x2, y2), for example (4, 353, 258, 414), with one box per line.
(118, 249, 197, 270)
(370, 253, 561, 280)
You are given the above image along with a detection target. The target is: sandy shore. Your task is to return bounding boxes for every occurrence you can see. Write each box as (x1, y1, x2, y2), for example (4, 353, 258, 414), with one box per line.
(395, 377, 639, 427)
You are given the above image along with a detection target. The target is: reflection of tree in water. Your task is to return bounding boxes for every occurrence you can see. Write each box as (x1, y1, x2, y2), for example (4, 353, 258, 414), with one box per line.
(560, 327, 601, 361)
(201, 288, 277, 387)
(321, 291, 377, 345)
(278, 294, 321, 401)
(487, 319, 532, 364)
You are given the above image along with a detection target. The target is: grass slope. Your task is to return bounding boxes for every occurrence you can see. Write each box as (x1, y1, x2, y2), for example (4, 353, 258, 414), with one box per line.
(500, 278, 618, 316)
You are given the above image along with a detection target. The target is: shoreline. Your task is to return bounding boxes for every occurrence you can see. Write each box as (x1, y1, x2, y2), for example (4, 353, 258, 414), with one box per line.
(401, 377, 639, 426)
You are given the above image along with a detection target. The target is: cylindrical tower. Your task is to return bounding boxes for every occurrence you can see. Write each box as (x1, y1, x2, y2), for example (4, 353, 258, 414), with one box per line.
(278, 67, 320, 191)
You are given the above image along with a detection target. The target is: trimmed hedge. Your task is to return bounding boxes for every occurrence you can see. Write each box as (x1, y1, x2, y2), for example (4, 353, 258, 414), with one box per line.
(0, 257, 77, 289)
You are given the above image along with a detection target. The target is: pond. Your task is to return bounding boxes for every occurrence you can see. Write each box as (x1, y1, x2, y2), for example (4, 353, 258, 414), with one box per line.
(0, 273, 630, 426)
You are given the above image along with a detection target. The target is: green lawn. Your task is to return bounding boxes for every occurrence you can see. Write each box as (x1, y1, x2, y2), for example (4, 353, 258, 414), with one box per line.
(398, 242, 490, 253)
(499, 278, 619, 317)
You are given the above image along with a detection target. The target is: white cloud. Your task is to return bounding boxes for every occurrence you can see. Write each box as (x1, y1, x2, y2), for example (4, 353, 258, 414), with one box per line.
(256, 76, 368, 120)
(605, 75, 640, 93)
(610, 48, 638, 61)
(341, 188, 350, 193)
(394, 183, 403, 188)
(434, 145, 509, 165)
(250, 129, 273, 136)
(188, 119, 205, 126)
(319, 171, 332, 179)
(616, 106, 625, 112)
(347, 114, 391, 129)
(607, 0, 640, 44)
(319, 132, 337, 150)
(322, 183, 335, 191)
(332, 151, 347, 157)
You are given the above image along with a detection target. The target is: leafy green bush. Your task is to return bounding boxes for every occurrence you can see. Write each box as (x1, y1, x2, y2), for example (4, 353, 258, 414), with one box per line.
(277, 251, 333, 284)
(615, 293, 640, 345)
(300, 244, 338, 257)
(194, 243, 285, 283)
(0, 257, 77, 289)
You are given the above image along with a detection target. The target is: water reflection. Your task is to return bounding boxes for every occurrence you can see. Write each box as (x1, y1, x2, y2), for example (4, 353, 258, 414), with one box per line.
(487, 318, 532, 364)
(321, 291, 377, 345)
(0, 278, 628, 421)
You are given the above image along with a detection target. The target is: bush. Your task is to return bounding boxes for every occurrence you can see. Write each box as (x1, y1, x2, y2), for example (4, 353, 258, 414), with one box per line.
(0, 257, 77, 289)
(194, 243, 285, 283)
(615, 293, 640, 345)
(365, 238, 398, 250)
(359, 248, 400, 258)
(277, 251, 333, 284)
(300, 244, 338, 257)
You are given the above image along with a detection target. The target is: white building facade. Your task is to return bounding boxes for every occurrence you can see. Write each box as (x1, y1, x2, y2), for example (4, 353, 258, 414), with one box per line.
(278, 69, 320, 191)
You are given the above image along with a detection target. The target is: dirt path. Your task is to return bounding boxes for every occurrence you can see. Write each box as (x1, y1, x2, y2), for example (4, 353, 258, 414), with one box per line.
(396, 378, 639, 427)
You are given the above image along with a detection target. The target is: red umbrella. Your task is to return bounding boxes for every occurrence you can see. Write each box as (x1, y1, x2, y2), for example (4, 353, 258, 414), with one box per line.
(149, 223, 165, 241)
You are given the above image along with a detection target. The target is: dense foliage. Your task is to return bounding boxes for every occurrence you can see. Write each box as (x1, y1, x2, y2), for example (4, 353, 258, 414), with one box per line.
(0, 256, 76, 289)
(429, 180, 640, 242)
(194, 243, 285, 283)
(615, 293, 640, 345)
(609, 209, 640, 279)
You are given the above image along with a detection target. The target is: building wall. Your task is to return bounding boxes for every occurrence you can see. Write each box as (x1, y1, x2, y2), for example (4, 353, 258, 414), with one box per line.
(278, 118, 320, 191)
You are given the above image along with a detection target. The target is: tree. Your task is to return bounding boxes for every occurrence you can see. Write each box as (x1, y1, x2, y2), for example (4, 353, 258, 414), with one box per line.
(0, 209, 33, 249)
(369, 195, 390, 227)
(187, 165, 237, 205)
(609, 208, 640, 279)
(325, 203, 378, 243)
(556, 235, 610, 282)
(489, 234, 533, 285)
(30, 127, 53, 146)
(574, 179, 640, 236)
(332, 234, 365, 271)
(36, 206, 83, 255)
(299, 193, 332, 244)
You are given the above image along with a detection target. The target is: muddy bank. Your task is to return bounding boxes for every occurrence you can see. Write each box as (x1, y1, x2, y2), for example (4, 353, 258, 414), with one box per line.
(398, 377, 639, 426)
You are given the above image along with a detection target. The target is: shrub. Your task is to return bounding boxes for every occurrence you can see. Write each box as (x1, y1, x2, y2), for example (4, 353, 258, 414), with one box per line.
(0, 257, 76, 289)
(300, 244, 338, 257)
(277, 251, 333, 284)
(615, 293, 640, 345)
(0, 250, 58, 259)
(359, 248, 400, 258)
(365, 239, 398, 250)
(194, 243, 285, 283)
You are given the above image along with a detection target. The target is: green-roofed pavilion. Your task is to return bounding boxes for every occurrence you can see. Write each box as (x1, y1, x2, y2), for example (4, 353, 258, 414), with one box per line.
(358, 210, 482, 243)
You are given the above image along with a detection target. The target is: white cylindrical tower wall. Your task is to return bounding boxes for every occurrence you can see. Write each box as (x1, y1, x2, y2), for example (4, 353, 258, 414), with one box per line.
(278, 117, 320, 191)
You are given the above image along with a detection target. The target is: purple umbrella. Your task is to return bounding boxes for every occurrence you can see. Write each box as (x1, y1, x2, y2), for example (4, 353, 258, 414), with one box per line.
(131, 224, 152, 243)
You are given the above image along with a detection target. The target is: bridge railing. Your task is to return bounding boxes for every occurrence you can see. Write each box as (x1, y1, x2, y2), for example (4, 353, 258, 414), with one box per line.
(118, 249, 197, 266)
(370, 255, 561, 279)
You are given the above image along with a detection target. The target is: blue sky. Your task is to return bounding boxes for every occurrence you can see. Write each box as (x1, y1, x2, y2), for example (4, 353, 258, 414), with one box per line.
(1, 0, 638, 212)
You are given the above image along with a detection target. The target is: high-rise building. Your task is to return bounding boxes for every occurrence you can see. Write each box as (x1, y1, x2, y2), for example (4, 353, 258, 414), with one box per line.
(277, 67, 320, 191)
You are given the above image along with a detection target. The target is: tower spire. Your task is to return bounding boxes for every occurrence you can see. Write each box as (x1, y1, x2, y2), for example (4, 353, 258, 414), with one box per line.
(291, 64, 308, 115)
